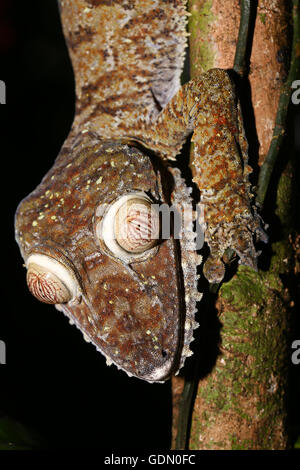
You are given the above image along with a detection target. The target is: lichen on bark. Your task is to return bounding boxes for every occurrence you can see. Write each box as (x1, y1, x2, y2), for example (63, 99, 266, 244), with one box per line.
(188, 0, 216, 75)
(188, 159, 295, 449)
(189, 264, 291, 450)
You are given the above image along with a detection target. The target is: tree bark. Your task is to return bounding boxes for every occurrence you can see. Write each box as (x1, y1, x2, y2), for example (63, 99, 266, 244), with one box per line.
(172, 0, 298, 450)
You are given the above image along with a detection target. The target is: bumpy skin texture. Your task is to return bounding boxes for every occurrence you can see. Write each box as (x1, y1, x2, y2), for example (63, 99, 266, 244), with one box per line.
(131, 69, 267, 282)
(15, 0, 265, 381)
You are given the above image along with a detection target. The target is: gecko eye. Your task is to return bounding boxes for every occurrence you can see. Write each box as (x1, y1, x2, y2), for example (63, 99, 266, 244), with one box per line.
(115, 196, 160, 253)
(96, 192, 160, 262)
(26, 254, 78, 304)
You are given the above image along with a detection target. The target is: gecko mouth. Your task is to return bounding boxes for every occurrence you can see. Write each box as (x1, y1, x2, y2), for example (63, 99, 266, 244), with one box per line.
(56, 292, 178, 383)
(56, 165, 201, 383)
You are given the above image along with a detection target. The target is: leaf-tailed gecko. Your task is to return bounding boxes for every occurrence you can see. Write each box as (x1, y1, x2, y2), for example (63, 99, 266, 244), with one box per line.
(14, 0, 266, 382)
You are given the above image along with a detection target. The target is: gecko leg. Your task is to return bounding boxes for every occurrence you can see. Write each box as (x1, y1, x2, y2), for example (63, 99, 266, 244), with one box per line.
(134, 69, 267, 283)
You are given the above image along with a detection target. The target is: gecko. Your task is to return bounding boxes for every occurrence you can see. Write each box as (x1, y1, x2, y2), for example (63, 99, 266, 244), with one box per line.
(14, 0, 266, 382)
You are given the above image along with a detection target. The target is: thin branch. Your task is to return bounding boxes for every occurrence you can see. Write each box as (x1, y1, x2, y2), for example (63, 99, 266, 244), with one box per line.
(175, 279, 223, 450)
(175, 378, 197, 449)
(233, 0, 253, 76)
(257, 0, 300, 206)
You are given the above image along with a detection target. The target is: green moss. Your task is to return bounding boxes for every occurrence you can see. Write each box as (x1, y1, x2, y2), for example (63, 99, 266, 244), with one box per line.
(193, 260, 290, 448)
(221, 266, 282, 306)
(189, 414, 203, 450)
(230, 435, 255, 450)
(258, 13, 266, 25)
(270, 240, 293, 274)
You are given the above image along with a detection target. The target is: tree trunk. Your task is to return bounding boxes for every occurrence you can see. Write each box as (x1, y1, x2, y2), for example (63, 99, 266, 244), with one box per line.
(172, 0, 298, 450)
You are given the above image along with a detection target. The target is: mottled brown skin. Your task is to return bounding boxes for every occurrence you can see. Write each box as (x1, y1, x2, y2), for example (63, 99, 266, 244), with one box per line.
(61, 0, 187, 135)
(15, 0, 265, 381)
(15, 136, 187, 380)
(129, 69, 267, 281)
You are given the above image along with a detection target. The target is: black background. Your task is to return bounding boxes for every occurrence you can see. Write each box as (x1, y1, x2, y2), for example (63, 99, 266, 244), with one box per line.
(0, 0, 299, 451)
(0, 0, 171, 449)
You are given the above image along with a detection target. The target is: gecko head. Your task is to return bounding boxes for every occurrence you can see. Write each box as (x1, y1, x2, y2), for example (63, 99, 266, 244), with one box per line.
(15, 134, 196, 382)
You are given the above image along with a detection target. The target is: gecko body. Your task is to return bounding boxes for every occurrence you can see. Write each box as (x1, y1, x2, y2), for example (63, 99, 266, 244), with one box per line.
(15, 0, 266, 382)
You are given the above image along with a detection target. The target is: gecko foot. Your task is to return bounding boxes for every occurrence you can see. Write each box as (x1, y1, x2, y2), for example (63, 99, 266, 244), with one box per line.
(202, 217, 267, 284)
